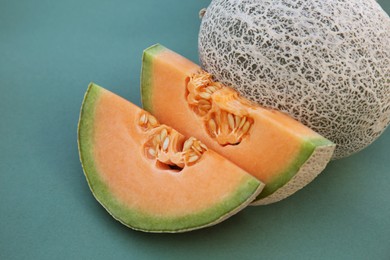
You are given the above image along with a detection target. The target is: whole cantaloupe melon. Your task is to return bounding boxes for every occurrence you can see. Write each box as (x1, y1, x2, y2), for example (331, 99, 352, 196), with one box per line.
(198, 0, 390, 159)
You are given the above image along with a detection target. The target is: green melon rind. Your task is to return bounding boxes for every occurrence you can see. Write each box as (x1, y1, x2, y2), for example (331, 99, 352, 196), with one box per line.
(252, 138, 335, 205)
(78, 83, 263, 232)
(140, 44, 335, 204)
(257, 137, 334, 200)
(141, 44, 166, 113)
(256, 140, 315, 199)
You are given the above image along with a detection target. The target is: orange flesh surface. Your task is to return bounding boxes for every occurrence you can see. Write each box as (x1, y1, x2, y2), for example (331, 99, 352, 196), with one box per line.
(92, 88, 253, 216)
(150, 50, 321, 184)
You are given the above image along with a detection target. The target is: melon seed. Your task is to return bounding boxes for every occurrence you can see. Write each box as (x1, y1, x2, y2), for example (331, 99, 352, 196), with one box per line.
(208, 119, 217, 134)
(198, 99, 211, 106)
(199, 92, 211, 99)
(188, 155, 199, 163)
(200, 143, 208, 150)
(160, 129, 168, 140)
(241, 121, 251, 135)
(199, 104, 211, 112)
(205, 88, 213, 94)
(183, 139, 194, 151)
(139, 114, 147, 125)
(162, 137, 169, 151)
(148, 115, 158, 126)
(234, 115, 241, 129)
(227, 113, 235, 130)
(193, 142, 203, 152)
(207, 86, 217, 93)
(239, 117, 247, 129)
(148, 148, 156, 157)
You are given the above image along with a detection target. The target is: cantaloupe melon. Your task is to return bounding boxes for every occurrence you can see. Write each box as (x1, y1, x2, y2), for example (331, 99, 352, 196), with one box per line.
(141, 44, 335, 205)
(78, 83, 263, 232)
(198, 0, 390, 159)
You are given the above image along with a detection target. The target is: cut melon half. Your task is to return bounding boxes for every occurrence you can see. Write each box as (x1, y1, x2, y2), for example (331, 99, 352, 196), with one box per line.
(141, 44, 336, 205)
(78, 83, 263, 232)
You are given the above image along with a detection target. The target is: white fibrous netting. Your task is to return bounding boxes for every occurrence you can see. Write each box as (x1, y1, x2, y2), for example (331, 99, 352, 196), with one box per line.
(199, 0, 390, 159)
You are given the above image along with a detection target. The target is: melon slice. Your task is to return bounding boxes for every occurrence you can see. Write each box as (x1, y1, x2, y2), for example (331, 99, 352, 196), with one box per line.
(78, 83, 263, 232)
(141, 44, 336, 205)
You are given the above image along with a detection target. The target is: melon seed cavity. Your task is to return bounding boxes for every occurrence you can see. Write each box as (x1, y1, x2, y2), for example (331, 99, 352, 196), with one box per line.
(138, 113, 208, 171)
(187, 71, 254, 146)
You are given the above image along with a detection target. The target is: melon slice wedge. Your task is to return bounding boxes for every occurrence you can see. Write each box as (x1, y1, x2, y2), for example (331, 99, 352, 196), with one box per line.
(141, 44, 336, 205)
(78, 83, 263, 232)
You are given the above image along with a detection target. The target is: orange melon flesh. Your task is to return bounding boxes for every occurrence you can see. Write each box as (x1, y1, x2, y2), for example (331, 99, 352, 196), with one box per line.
(78, 83, 263, 232)
(141, 44, 335, 204)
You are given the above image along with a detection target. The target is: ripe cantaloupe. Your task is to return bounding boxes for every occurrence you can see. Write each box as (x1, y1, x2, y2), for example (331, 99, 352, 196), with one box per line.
(141, 44, 335, 205)
(198, 0, 390, 159)
(78, 83, 263, 232)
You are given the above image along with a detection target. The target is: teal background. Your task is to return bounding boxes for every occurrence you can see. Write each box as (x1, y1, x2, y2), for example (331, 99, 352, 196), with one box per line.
(0, 0, 389, 259)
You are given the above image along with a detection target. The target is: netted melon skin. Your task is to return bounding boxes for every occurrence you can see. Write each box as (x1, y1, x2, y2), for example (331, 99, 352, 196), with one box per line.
(199, 0, 390, 159)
